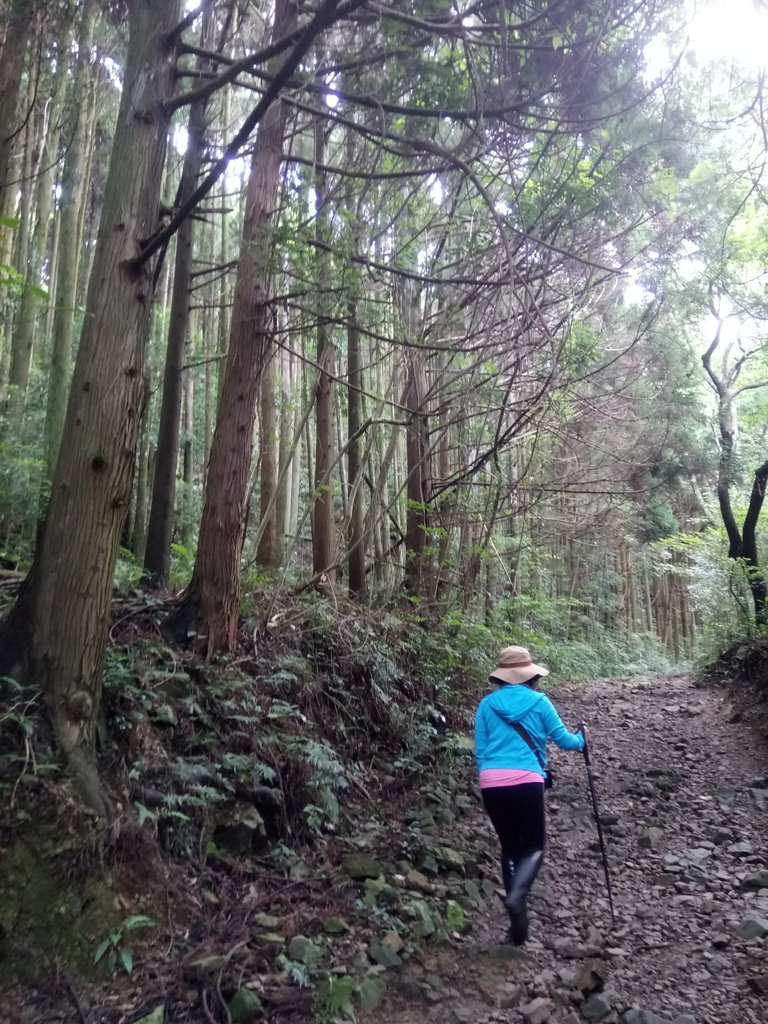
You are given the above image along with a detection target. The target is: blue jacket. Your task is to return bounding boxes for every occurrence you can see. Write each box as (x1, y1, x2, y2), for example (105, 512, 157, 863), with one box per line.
(474, 683, 585, 777)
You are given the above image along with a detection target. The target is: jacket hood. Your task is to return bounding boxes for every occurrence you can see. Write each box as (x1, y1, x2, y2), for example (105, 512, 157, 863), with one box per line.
(484, 684, 543, 716)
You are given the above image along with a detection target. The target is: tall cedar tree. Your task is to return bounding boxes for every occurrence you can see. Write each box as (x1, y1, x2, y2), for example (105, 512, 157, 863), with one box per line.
(0, 0, 184, 816)
(167, 0, 299, 656)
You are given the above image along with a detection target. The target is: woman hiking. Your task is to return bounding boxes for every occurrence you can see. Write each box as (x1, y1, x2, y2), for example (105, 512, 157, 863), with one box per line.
(474, 645, 587, 944)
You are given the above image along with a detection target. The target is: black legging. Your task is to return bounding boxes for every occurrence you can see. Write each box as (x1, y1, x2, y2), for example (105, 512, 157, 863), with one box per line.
(482, 782, 546, 942)
(481, 782, 546, 861)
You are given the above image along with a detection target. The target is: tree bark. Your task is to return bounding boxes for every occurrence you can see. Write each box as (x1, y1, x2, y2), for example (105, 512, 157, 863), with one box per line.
(7, 13, 74, 424)
(44, 0, 97, 481)
(311, 113, 336, 586)
(274, 341, 293, 564)
(715, 392, 742, 559)
(404, 351, 430, 596)
(167, 0, 297, 655)
(0, 1, 29, 204)
(143, 6, 213, 587)
(255, 347, 279, 568)
(0, 0, 183, 817)
(347, 295, 366, 597)
(181, 358, 195, 551)
(131, 414, 150, 561)
(741, 459, 768, 627)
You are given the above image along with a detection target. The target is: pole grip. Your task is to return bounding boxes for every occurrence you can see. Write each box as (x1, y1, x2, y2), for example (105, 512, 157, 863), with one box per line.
(577, 721, 590, 764)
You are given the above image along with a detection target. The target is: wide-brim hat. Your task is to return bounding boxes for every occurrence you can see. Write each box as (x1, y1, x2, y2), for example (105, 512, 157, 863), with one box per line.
(490, 645, 549, 685)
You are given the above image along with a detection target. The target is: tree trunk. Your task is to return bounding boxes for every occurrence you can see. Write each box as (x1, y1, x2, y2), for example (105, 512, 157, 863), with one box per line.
(741, 459, 768, 627)
(181, 363, 195, 550)
(44, 0, 97, 481)
(404, 352, 430, 596)
(215, 76, 232, 414)
(7, 15, 74, 424)
(0, 0, 183, 817)
(716, 393, 742, 559)
(0, 1, 29, 203)
(288, 345, 302, 544)
(0, 182, 17, 384)
(167, 0, 297, 656)
(255, 347, 279, 569)
(311, 114, 336, 586)
(347, 295, 366, 597)
(274, 341, 293, 564)
(143, 9, 212, 587)
(131, 414, 150, 561)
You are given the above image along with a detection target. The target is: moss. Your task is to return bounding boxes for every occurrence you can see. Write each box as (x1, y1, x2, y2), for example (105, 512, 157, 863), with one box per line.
(0, 834, 118, 985)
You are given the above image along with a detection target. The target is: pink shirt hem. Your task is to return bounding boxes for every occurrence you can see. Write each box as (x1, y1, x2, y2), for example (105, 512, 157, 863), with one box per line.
(479, 768, 544, 788)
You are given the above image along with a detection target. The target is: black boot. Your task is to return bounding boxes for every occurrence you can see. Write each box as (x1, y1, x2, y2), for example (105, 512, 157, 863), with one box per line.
(504, 850, 543, 945)
(501, 855, 514, 896)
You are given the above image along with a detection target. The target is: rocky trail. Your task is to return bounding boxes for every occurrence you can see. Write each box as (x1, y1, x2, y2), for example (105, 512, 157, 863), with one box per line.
(359, 674, 768, 1024)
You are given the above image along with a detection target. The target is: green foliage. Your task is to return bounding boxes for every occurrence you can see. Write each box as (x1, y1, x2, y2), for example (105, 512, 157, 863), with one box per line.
(169, 542, 195, 588)
(93, 915, 155, 976)
(673, 528, 760, 663)
(315, 973, 357, 1023)
(0, 425, 45, 559)
(296, 738, 348, 831)
(637, 495, 679, 543)
(114, 548, 142, 590)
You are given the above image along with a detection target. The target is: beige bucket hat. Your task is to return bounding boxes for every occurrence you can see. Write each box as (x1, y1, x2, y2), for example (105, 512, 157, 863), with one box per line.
(490, 645, 549, 685)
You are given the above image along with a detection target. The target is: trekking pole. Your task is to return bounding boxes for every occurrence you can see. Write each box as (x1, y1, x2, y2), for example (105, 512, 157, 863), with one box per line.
(577, 723, 616, 928)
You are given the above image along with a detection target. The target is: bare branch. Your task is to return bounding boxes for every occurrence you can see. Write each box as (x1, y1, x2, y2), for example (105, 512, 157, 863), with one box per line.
(131, 0, 370, 269)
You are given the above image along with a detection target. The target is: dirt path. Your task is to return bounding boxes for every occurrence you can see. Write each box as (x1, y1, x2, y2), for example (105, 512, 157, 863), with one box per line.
(361, 674, 768, 1024)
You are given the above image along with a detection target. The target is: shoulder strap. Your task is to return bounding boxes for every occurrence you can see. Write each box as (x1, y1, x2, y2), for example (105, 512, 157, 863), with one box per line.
(491, 707, 547, 772)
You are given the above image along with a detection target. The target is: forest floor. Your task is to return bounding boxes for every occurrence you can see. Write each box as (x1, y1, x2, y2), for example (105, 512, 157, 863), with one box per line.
(3, 669, 768, 1024)
(359, 672, 768, 1024)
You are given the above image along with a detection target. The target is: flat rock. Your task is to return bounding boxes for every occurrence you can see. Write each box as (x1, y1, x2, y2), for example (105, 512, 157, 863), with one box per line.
(496, 982, 525, 1008)
(582, 991, 615, 1021)
(521, 997, 553, 1024)
(434, 846, 465, 871)
(228, 989, 263, 1023)
(639, 827, 665, 849)
(213, 809, 267, 856)
(323, 916, 350, 935)
(727, 841, 754, 856)
(252, 913, 280, 929)
(380, 929, 405, 954)
(574, 960, 609, 995)
(406, 868, 433, 893)
(251, 932, 285, 947)
(368, 939, 402, 968)
(449, 1006, 475, 1024)
(622, 1010, 675, 1024)
(711, 828, 733, 845)
(287, 935, 322, 965)
(343, 852, 384, 880)
(742, 870, 768, 891)
(184, 955, 227, 980)
(736, 914, 768, 940)
(553, 939, 603, 959)
(357, 975, 386, 1011)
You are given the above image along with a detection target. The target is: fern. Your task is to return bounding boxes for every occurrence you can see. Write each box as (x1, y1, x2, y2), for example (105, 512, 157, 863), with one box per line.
(287, 961, 312, 988)
(315, 973, 356, 1023)
(221, 752, 251, 773)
